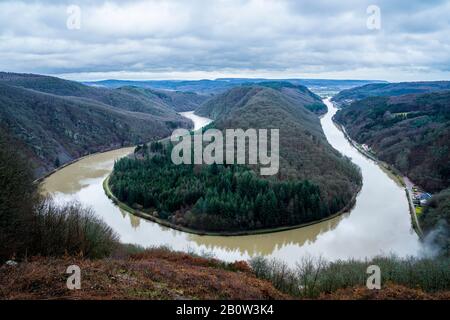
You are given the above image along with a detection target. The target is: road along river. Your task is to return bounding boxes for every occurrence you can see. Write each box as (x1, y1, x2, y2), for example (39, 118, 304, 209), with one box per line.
(42, 100, 423, 266)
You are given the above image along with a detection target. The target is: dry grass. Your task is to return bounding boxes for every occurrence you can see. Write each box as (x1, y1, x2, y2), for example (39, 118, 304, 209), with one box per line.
(0, 248, 288, 300)
(320, 283, 450, 300)
(2, 249, 450, 300)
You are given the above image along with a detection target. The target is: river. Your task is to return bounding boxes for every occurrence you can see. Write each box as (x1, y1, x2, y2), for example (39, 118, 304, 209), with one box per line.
(42, 99, 422, 266)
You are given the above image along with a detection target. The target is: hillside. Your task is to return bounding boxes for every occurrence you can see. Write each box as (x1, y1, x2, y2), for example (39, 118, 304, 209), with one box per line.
(196, 83, 326, 118)
(334, 91, 450, 192)
(202, 86, 359, 187)
(85, 78, 385, 95)
(243, 82, 327, 114)
(332, 81, 450, 107)
(109, 86, 361, 232)
(0, 74, 193, 177)
(117, 86, 209, 112)
(0, 72, 207, 114)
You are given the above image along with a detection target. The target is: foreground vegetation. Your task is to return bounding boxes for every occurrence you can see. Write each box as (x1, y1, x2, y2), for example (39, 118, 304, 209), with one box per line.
(2, 246, 450, 300)
(0, 129, 118, 262)
(0, 247, 288, 300)
(250, 255, 450, 299)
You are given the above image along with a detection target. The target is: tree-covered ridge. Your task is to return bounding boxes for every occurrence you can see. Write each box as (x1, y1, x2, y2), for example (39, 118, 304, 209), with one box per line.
(117, 86, 209, 112)
(110, 147, 351, 232)
(334, 91, 450, 192)
(332, 81, 450, 107)
(109, 85, 362, 232)
(207, 87, 362, 204)
(0, 82, 191, 177)
(0, 72, 199, 177)
(0, 72, 207, 115)
(419, 188, 450, 257)
(195, 83, 326, 119)
(243, 82, 327, 114)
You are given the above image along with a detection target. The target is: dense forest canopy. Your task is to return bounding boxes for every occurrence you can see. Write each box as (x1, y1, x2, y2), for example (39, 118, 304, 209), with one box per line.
(332, 81, 450, 107)
(0, 72, 201, 177)
(110, 148, 348, 232)
(109, 85, 362, 232)
(334, 88, 450, 255)
(335, 91, 450, 192)
(0, 128, 118, 262)
(195, 83, 327, 118)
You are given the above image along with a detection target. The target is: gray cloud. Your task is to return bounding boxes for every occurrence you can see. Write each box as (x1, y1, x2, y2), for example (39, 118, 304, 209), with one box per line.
(0, 0, 449, 81)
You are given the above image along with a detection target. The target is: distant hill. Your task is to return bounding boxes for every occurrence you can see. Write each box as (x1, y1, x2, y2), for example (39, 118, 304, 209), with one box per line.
(334, 90, 450, 192)
(0, 72, 193, 177)
(245, 82, 327, 114)
(109, 85, 361, 232)
(84, 78, 386, 95)
(332, 81, 450, 107)
(116, 86, 209, 112)
(196, 83, 327, 117)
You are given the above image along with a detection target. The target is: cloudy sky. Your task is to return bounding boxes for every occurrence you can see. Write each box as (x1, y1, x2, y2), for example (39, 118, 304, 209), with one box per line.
(0, 0, 449, 81)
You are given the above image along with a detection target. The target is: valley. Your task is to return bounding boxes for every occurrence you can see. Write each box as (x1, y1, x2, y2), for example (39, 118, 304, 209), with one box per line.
(41, 97, 421, 265)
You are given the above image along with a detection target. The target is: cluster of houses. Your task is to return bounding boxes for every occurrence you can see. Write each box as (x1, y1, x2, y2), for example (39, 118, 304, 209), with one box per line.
(412, 187, 432, 206)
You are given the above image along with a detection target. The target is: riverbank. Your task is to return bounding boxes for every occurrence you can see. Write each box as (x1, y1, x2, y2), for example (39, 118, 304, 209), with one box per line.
(37, 111, 205, 186)
(332, 117, 423, 237)
(103, 174, 361, 237)
(34, 145, 134, 185)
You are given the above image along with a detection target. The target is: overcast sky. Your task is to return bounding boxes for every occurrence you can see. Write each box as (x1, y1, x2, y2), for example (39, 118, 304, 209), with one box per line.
(0, 0, 449, 81)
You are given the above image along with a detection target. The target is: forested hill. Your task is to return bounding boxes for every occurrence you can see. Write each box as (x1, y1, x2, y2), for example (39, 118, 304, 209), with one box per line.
(196, 83, 327, 117)
(197, 86, 360, 190)
(334, 90, 450, 193)
(0, 72, 194, 177)
(109, 85, 361, 232)
(116, 86, 209, 112)
(332, 81, 450, 107)
(0, 72, 208, 114)
(84, 78, 384, 95)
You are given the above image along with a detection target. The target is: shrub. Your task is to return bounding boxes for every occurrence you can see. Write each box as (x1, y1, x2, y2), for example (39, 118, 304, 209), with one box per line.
(0, 128, 119, 261)
(0, 128, 37, 261)
(250, 255, 450, 298)
(30, 198, 119, 259)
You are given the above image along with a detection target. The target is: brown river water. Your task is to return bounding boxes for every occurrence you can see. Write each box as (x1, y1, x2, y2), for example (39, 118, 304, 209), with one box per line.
(42, 100, 423, 265)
